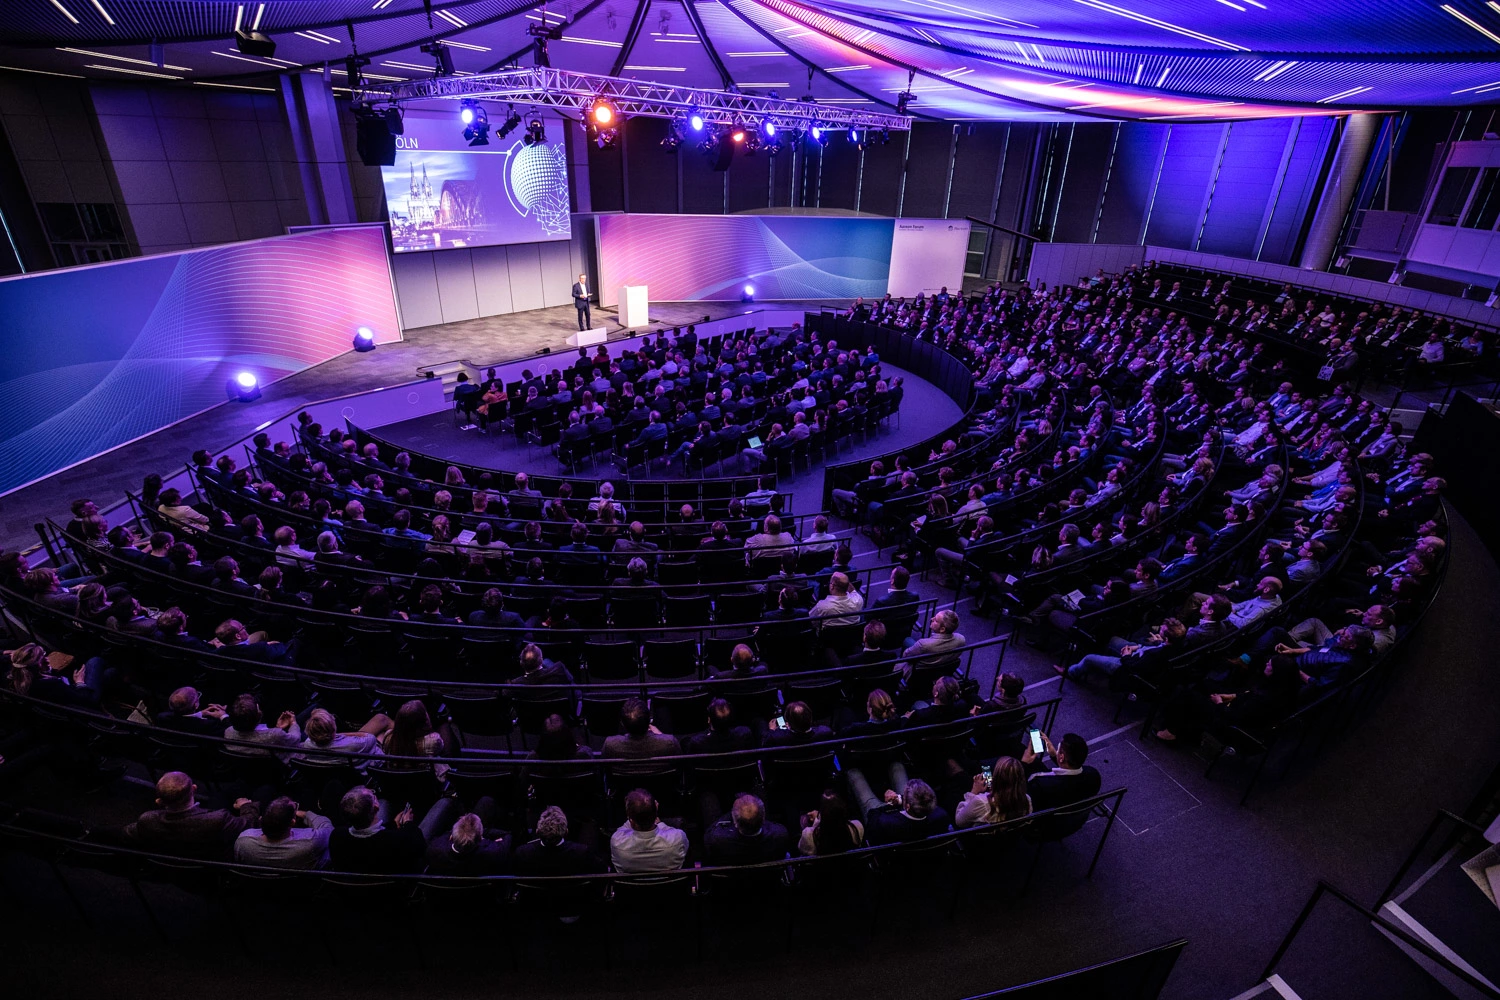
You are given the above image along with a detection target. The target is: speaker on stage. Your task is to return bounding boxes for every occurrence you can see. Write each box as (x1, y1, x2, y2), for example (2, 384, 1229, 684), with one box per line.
(710, 136, 734, 172)
(356, 114, 396, 167)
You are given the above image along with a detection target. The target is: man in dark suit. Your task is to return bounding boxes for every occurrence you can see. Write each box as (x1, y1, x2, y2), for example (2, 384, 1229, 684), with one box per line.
(685, 698, 757, 754)
(762, 700, 832, 748)
(513, 806, 603, 876)
(572, 272, 592, 331)
(703, 794, 791, 865)
(126, 770, 260, 860)
(212, 619, 291, 664)
(863, 779, 951, 844)
(1023, 732, 1103, 811)
(155, 686, 229, 738)
(328, 786, 432, 874)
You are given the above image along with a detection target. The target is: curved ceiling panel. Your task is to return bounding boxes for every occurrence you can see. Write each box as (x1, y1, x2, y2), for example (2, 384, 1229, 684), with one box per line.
(0, 0, 1495, 119)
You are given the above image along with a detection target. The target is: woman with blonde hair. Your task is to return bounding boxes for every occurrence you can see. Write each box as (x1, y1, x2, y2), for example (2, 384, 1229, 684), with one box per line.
(955, 756, 1031, 827)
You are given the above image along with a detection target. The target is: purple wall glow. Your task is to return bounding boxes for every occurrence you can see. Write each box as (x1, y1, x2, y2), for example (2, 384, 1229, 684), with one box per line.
(0, 226, 401, 495)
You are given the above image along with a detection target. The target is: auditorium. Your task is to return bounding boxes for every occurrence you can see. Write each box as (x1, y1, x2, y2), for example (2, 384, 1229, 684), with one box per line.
(2, 3, 1500, 998)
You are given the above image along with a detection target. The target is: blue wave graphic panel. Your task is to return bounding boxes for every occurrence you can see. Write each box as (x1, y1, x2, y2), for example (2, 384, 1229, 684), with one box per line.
(0, 227, 401, 495)
(598, 215, 895, 301)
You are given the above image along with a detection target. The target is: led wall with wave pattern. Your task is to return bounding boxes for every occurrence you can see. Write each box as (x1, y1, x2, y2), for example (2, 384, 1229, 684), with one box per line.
(0, 226, 401, 496)
(597, 214, 897, 303)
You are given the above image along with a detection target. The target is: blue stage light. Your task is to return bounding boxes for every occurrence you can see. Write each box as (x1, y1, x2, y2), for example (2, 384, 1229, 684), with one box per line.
(353, 326, 377, 352)
(763, 120, 777, 137)
(461, 106, 475, 124)
(689, 111, 705, 131)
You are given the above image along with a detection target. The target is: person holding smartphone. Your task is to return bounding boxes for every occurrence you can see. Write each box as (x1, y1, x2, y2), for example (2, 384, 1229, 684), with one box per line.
(1021, 732, 1102, 812)
(955, 756, 1029, 827)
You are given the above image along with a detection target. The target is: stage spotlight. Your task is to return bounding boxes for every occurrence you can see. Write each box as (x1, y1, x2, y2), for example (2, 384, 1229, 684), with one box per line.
(522, 118, 547, 146)
(762, 119, 777, 138)
(594, 127, 618, 149)
(353, 326, 377, 352)
(809, 124, 830, 146)
(879, 128, 890, 145)
(496, 106, 522, 139)
(896, 90, 913, 114)
(849, 128, 868, 150)
(661, 121, 684, 151)
(591, 96, 618, 127)
(729, 123, 746, 144)
(688, 110, 705, 132)
(460, 100, 489, 146)
(228, 371, 261, 402)
(742, 284, 755, 302)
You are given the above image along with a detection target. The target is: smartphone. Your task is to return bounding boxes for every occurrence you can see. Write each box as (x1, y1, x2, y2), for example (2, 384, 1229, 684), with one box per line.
(979, 763, 993, 790)
(769, 714, 788, 730)
(1028, 728, 1045, 755)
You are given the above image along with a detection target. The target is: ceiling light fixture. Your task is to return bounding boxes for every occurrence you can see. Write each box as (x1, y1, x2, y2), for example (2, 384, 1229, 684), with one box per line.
(48, 0, 79, 24)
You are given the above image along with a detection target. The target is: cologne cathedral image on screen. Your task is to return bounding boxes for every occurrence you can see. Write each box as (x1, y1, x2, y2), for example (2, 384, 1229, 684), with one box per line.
(384, 138, 570, 253)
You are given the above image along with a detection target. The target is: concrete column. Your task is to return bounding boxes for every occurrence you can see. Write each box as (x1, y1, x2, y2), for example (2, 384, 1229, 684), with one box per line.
(280, 72, 357, 226)
(1299, 112, 1379, 271)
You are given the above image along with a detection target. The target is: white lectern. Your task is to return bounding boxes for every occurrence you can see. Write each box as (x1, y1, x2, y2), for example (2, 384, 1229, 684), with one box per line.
(619, 284, 650, 329)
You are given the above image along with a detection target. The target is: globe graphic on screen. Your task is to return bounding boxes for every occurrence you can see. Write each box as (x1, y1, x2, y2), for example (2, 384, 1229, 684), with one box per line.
(507, 141, 571, 236)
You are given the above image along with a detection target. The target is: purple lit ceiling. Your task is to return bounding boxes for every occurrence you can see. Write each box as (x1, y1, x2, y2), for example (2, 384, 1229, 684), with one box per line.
(1, 0, 1499, 121)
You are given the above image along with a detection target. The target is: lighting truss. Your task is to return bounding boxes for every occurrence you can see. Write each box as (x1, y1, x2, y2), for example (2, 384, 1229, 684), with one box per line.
(352, 66, 911, 132)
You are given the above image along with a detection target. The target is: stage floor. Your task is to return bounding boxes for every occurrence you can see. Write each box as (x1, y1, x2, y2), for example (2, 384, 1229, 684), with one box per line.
(0, 299, 841, 553)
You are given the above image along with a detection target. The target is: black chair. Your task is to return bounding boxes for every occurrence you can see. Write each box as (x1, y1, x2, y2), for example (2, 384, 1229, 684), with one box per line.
(441, 689, 516, 748)
(644, 638, 699, 680)
(663, 594, 712, 627)
(713, 591, 764, 624)
(582, 640, 640, 682)
(650, 690, 711, 735)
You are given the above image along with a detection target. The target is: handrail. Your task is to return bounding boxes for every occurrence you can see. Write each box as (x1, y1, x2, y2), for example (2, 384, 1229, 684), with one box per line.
(50, 514, 930, 621)
(0, 582, 1015, 695)
(0, 681, 1060, 769)
(1261, 878, 1500, 998)
(0, 785, 1128, 885)
(1379, 806, 1491, 907)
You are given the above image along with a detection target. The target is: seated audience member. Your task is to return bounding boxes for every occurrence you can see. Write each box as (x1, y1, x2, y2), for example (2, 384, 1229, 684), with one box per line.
(234, 796, 333, 869)
(425, 811, 512, 876)
(223, 692, 301, 756)
(295, 708, 389, 766)
(863, 778, 951, 844)
(703, 794, 792, 865)
(955, 757, 1031, 827)
(329, 785, 452, 874)
(1023, 732, 1102, 810)
(764, 700, 833, 747)
(685, 697, 757, 754)
(155, 685, 228, 737)
(514, 806, 603, 876)
(810, 571, 865, 625)
(899, 609, 966, 677)
(610, 788, 689, 873)
(212, 619, 291, 664)
(797, 790, 864, 855)
(126, 771, 260, 859)
(603, 698, 681, 770)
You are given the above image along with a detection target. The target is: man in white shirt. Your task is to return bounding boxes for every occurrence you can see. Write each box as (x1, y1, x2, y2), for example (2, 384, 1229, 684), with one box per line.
(810, 571, 865, 626)
(800, 514, 838, 554)
(610, 789, 688, 874)
(235, 796, 333, 869)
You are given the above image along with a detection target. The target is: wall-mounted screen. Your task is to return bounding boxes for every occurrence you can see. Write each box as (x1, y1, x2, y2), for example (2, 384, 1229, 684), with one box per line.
(380, 111, 571, 253)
